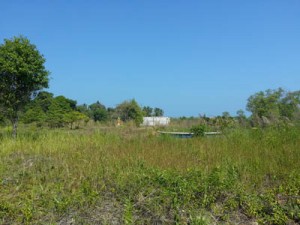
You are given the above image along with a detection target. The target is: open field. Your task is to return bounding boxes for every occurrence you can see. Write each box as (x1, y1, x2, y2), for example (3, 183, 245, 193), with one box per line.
(0, 126, 300, 224)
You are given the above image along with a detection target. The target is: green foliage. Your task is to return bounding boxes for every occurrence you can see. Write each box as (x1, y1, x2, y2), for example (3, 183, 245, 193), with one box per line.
(236, 109, 246, 118)
(116, 99, 143, 126)
(142, 106, 164, 117)
(142, 106, 153, 116)
(20, 92, 89, 128)
(63, 111, 88, 129)
(34, 91, 54, 112)
(20, 91, 54, 126)
(222, 111, 231, 118)
(21, 105, 46, 126)
(236, 109, 249, 127)
(0, 110, 7, 125)
(247, 88, 300, 125)
(279, 91, 300, 119)
(190, 125, 206, 137)
(76, 104, 90, 117)
(89, 101, 108, 122)
(189, 214, 211, 225)
(247, 88, 282, 118)
(123, 199, 134, 225)
(154, 107, 164, 116)
(46, 96, 73, 127)
(0, 36, 49, 137)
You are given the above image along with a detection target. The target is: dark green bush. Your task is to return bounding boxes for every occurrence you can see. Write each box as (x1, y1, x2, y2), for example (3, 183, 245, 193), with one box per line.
(190, 125, 206, 137)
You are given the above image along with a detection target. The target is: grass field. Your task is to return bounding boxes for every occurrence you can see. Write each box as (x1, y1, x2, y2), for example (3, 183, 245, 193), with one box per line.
(0, 125, 300, 224)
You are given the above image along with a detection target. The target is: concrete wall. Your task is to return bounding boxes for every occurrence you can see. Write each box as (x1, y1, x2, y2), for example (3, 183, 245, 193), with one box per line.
(142, 117, 170, 126)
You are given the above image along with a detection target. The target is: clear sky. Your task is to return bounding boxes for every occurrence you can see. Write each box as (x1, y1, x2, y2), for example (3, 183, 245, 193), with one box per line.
(1, 0, 300, 117)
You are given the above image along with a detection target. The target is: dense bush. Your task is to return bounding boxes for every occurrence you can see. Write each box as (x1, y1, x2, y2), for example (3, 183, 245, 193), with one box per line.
(190, 124, 206, 137)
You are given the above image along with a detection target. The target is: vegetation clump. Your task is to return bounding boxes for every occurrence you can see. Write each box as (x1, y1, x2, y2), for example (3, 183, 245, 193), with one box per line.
(190, 124, 206, 137)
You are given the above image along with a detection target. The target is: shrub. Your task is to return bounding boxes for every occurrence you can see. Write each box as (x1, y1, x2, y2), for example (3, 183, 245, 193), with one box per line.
(190, 125, 206, 137)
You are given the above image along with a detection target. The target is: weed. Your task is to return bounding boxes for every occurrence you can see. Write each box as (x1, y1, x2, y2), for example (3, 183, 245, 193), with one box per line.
(123, 198, 134, 225)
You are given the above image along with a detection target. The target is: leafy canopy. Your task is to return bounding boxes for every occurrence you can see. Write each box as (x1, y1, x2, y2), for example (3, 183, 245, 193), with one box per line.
(247, 88, 300, 120)
(0, 36, 49, 119)
(116, 99, 143, 126)
(89, 101, 108, 122)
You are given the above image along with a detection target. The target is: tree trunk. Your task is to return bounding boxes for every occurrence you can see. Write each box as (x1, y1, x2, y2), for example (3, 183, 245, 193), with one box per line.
(12, 117, 18, 139)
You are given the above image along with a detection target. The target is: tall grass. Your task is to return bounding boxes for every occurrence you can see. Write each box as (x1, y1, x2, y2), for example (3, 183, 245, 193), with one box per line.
(0, 126, 299, 224)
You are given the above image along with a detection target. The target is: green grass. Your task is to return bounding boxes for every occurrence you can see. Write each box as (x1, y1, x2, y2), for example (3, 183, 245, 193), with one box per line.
(0, 126, 300, 224)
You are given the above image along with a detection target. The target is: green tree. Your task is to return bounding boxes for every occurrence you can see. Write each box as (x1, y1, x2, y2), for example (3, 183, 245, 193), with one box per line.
(222, 111, 231, 118)
(279, 91, 300, 119)
(247, 88, 283, 120)
(46, 96, 74, 127)
(142, 106, 153, 117)
(154, 107, 164, 117)
(116, 99, 143, 126)
(0, 36, 49, 137)
(34, 91, 54, 112)
(77, 104, 90, 115)
(107, 107, 116, 120)
(247, 88, 300, 123)
(64, 111, 88, 129)
(89, 101, 108, 122)
(21, 105, 46, 126)
(20, 91, 54, 125)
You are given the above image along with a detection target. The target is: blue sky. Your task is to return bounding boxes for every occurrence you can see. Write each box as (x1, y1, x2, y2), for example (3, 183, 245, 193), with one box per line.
(1, 0, 300, 117)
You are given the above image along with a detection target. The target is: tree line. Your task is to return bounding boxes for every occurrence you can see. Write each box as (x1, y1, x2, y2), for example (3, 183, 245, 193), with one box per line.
(193, 88, 300, 130)
(1, 36, 299, 137)
(0, 36, 164, 136)
(2, 89, 164, 129)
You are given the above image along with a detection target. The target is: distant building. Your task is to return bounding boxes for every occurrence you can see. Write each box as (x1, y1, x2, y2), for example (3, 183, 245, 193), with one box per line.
(142, 117, 170, 126)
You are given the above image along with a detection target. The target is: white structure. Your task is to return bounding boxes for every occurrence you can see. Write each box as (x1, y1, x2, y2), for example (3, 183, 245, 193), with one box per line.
(142, 117, 170, 126)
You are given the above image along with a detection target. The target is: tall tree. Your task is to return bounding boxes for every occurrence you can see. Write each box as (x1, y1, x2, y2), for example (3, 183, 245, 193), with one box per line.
(77, 104, 91, 117)
(154, 107, 164, 117)
(0, 36, 49, 137)
(246, 88, 284, 120)
(247, 88, 300, 123)
(222, 111, 231, 118)
(34, 91, 54, 112)
(116, 99, 143, 126)
(142, 106, 153, 117)
(279, 91, 300, 119)
(20, 91, 53, 125)
(89, 101, 108, 122)
(46, 96, 74, 127)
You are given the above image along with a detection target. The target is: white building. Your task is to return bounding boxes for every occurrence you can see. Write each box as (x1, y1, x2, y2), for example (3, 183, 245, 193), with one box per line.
(142, 117, 170, 126)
